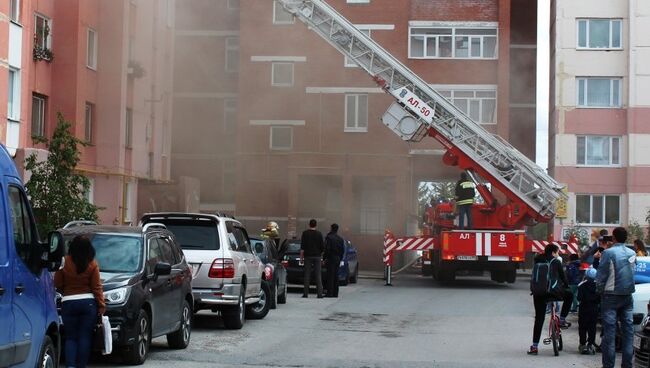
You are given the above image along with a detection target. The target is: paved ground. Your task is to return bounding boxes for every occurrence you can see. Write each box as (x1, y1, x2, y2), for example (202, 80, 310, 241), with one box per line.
(94, 271, 607, 368)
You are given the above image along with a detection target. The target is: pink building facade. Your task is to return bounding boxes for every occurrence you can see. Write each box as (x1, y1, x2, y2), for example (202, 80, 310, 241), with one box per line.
(550, 0, 650, 239)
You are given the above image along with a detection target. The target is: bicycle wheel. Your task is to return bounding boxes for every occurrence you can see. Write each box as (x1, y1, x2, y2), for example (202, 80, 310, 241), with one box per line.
(558, 332, 563, 351)
(551, 322, 559, 356)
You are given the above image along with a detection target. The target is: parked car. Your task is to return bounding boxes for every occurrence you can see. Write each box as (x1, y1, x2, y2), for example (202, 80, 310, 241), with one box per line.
(250, 237, 288, 308)
(57, 224, 193, 365)
(282, 238, 359, 286)
(0, 144, 64, 368)
(634, 300, 650, 366)
(140, 213, 269, 329)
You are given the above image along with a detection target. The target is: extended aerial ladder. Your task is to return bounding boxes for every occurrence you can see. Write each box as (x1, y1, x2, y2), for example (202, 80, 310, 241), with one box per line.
(275, 0, 569, 282)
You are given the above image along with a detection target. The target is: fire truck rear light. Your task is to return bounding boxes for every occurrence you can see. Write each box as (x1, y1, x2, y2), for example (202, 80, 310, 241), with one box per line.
(443, 255, 455, 260)
(511, 256, 523, 262)
(209, 258, 235, 279)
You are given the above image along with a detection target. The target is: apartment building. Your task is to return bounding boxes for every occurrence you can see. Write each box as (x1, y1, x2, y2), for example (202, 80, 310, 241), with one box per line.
(232, 0, 536, 270)
(2, 0, 174, 225)
(549, 0, 650, 239)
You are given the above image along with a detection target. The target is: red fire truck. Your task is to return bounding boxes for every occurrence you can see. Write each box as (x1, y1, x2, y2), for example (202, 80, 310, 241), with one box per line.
(275, 0, 571, 283)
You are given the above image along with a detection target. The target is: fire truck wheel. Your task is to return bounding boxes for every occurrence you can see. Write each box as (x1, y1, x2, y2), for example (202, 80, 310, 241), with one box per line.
(506, 270, 516, 283)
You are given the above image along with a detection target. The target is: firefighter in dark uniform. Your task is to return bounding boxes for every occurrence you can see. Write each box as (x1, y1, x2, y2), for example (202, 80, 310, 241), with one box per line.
(455, 172, 476, 230)
(324, 223, 345, 298)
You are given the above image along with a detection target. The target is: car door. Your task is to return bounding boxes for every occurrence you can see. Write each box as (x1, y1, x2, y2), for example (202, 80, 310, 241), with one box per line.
(158, 237, 183, 330)
(232, 225, 260, 298)
(145, 236, 172, 335)
(7, 183, 44, 366)
(0, 182, 15, 367)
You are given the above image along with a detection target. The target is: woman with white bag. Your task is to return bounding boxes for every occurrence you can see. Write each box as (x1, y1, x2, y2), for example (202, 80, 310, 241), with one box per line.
(55, 235, 106, 368)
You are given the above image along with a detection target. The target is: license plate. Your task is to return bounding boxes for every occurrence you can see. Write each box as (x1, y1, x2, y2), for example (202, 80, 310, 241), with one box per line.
(456, 256, 478, 261)
(634, 335, 642, 350)
(297, 258, 304, 266)
(423, 261, 431, 265)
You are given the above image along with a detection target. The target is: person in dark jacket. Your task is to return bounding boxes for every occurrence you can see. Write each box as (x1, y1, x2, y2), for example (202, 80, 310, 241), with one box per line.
(527, 243, 574, 355)
(454, 172, 475, 230)
(566, 253, 581, 312)
(578, 267, 599, 355)
(324, 223, 345, 298)
(300, 219, 324, 298)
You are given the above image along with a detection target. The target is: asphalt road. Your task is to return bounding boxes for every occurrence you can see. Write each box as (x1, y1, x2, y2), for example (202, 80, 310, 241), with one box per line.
(93, 272, 605, 368)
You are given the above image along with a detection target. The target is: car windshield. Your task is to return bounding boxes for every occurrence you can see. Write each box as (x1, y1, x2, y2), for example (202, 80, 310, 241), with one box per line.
(285, 241, 301, 253)
(251, 239, 267, 262)
(162, 220, 220, 250)
(91, 234, 143, 273)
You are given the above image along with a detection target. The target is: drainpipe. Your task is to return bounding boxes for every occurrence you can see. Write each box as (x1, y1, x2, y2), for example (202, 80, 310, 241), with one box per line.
(627, 0, 635, 225)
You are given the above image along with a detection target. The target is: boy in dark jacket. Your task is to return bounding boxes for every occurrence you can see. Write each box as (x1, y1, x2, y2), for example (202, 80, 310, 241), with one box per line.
(566, 253, 581, 312)
(577, 267, 599, 355)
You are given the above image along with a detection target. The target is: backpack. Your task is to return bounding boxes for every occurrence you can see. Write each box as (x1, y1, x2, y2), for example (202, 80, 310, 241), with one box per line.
(530, 258, 562, 297)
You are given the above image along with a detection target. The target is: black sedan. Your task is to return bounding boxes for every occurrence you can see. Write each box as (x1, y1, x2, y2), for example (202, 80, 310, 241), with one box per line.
(281, 239, 358, 286)
(250, 237, 288, 308)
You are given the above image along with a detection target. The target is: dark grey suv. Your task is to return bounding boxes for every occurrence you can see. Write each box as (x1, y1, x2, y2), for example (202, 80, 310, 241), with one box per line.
(57, 224, 193, 365)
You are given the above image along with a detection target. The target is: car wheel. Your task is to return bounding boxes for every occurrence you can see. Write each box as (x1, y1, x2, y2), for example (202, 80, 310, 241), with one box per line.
(350, 265, 359, 284)
(38, 336, 56, 368)
(124, 309, 151, 365)
(277, 281, 287, 304)
(222, 287, 245, 329)
(246, 282, 270, 320)
(269, 281, 278, 310)
(167, 300, 192, 349)
(339, 271, 349, 286)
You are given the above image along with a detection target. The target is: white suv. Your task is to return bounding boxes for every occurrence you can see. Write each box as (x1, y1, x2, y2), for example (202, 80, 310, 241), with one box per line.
(140, 213, 270, 329)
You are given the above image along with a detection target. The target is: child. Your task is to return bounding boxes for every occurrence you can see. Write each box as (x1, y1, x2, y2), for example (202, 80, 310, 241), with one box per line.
(577, 267, 599, 354)
(566, 253, 581, 312)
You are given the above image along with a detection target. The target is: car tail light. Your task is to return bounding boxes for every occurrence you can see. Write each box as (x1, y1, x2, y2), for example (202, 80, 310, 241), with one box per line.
(264, 265, 273, 280)
(208, 258, 235, 278)
(281, 260, 289, 268)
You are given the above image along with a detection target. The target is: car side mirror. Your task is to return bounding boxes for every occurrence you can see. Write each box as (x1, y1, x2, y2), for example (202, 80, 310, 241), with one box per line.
(154, 262, 172, 276)
(44, 231, 65, 271)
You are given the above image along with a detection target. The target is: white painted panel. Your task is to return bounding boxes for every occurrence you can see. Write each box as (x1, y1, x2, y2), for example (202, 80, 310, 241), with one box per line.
(635, 16, 650, 47)
(561, 1, 626, 18)
(554, 134, 577, 166)
(8, 23, 22, 68)
(636, 49, 650, 77)
(629, 134, 650, 166)
(628, 193, 650, 224)
(634, 76, 650, 106)
(6, 121, 20, 156)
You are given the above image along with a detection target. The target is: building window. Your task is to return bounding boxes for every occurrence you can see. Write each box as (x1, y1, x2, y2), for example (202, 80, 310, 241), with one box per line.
(34, 13, 52, 50)
(7, 68, 20, 121)
(85, 103, 94, 143)
(347, 0, 370, 3)
(345, 29, 371, 67)
(437, 88, 497, 124)
(10, 0, 20, 22)
(84, 178, 94, 204)
(576, 194, 620, 225)
(224, 99, 238, 134)
(228, 0, 240, 9)
(122, 181, 134, 224)
(222, 160, 235, 200)
(270, 126, 293, 150)
(577, 136, 620, 166)
(87, 28, 97, 69)
(345, 94, 368, 132)
(577, 77, 621, 108)
(577, 19, 622, 49)
(31, 94, 46, 137)
(409, 26, 497, 59)
(271, 62, 294, 86)
(273, 0, 294, 24)
(125, 108, 133, 148)
(225, 37, 239, 72)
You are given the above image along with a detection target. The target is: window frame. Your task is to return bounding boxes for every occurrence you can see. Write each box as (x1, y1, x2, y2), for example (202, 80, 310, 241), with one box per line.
(271, 62, 294, 87)
(223, 99, 238, 134)
(576, 77, 622, 108)
(34, 13, 52, 50)
(576, 135, 621, 167)
(273, 0, 294, 25)
(85, 102, 94, 143)
(31, 94, 46, 138)
(436, 87, 497, 125)
(8, 68, 20, 122)
(575, 194, 620, 225)
(225, 37, 239, 73)
(125, 108, 133, 149)
(86, 28, 98, 70)
(408, 26, 498, 60)
(576, 18, 623, 50)
(344, 94, 369, 132)
(10, 0, 20, 23)
(269, 126, 293, 151)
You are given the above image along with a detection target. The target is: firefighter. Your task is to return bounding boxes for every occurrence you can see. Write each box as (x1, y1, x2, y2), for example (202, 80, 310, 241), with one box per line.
(454, 172, 476, 230)
(261, 221, 281, 249)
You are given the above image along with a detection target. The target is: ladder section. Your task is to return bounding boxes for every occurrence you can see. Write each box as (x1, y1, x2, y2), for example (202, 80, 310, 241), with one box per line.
(276, 0, 566, 220)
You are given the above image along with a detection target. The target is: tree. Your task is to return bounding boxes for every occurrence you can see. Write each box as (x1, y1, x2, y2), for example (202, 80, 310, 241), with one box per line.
(628, 221, 645, 243)
(25, 113, 99, 235)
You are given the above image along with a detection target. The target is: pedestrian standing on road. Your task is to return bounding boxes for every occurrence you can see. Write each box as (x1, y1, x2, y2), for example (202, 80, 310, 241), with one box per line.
(55, 235, 106, 368)
(634, 239, 648, 257)
(300, 219, 324, 298)
(577, 267, 599, 355)
(324, 223, 345, 298)
(582, 229, 608, 265)
(454, 172, 475, 230)
(566, 253, 581, 313)
(595, 227, 636, 368)
(527, 243, 574, 355)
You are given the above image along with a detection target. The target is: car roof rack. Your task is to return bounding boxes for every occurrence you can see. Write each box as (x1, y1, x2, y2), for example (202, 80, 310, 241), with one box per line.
(143, 223, 167, 232)
(63, 220, 98, 229)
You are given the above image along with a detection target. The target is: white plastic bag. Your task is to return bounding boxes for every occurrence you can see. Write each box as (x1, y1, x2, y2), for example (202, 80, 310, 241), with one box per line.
(101, 315, 112, 355)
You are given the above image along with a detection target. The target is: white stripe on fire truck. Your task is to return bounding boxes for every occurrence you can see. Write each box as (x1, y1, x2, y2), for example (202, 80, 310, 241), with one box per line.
(475, 233, 482, 256)
(484, 233, 492, 256)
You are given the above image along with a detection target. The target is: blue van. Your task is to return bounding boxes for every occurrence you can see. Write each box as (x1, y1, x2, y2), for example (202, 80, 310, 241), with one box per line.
(0, 144, 63, 367)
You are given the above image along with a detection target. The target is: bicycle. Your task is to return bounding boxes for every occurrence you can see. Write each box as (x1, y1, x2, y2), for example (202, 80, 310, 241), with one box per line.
(543, 301, 563, 355)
